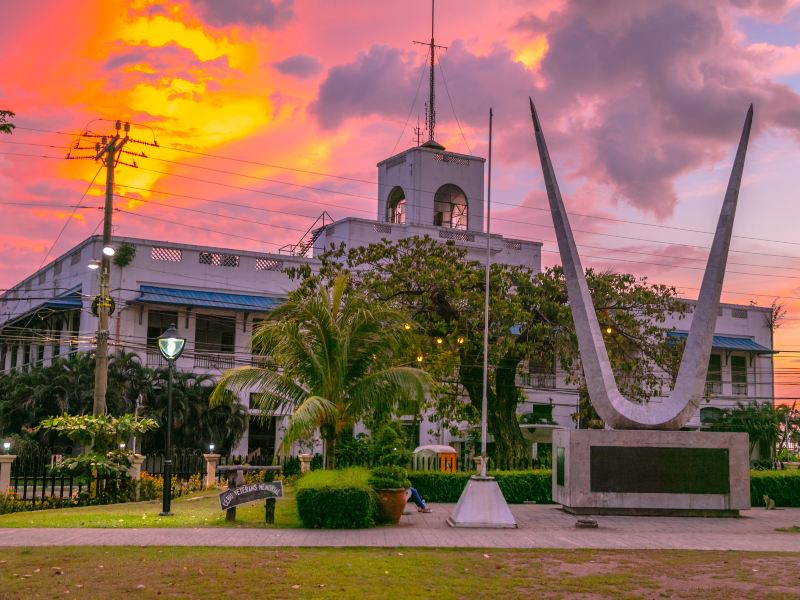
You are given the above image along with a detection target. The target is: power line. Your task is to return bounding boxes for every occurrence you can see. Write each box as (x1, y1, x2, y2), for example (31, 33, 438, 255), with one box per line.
(37, 164, 103, 270)
(12, 128, 800, 253)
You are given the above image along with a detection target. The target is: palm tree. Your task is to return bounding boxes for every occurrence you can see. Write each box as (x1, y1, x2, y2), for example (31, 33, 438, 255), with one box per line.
(211, 273, 430, 467)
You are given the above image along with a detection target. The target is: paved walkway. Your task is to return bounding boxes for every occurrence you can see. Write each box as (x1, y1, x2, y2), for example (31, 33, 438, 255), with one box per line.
(1, 505, 798, 551)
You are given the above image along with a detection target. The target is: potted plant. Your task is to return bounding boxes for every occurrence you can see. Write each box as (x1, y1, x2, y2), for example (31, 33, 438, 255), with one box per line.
(368, 465, 411, 524)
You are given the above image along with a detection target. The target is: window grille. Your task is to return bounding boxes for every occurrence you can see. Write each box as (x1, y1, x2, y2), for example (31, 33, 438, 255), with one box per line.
(255, 258, 284, 272)
(151, 247, 182, 262)
(433, 153, 469, 166)
(505, 241, 522, 251)
(732, 308, 748, 319)
(374, 224, 392, 234)
(439, 229, 475, 242)
(199, 252, 240, 267)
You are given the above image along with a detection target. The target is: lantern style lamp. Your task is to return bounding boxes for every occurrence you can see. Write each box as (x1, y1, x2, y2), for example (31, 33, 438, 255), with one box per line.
(157, 324, 185, 516)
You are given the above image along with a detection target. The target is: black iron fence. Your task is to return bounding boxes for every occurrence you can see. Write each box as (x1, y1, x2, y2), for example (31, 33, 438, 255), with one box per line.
(5, 446, 551, 506)
(9, 452, 129, 506)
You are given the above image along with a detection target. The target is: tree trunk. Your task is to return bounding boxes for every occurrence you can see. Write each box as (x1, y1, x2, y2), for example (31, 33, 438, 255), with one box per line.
(491, 353, 528, 465)
(458, 348, 528, 466)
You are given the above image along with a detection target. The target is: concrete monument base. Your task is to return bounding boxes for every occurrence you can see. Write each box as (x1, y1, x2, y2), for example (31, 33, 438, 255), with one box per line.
(447, 476, 518, 528)
(552, 429, 750, 516)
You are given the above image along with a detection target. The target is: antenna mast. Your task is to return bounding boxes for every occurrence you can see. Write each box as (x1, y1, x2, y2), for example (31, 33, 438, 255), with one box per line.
(415, 0, 447, 148)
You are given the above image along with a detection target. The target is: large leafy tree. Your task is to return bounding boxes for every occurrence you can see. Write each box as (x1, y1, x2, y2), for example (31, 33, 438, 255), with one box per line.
(290, 236, 684, 463)
(211, 273, 430, 467)
(0, 110, 13, 135)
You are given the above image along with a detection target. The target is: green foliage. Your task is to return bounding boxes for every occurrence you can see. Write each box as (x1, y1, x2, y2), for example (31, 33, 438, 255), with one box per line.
(39, 413, 158, 479)
(295, 467, 377, 528)
(0, 110, 14, 135)
(282, 456, 301, 477)
(290, 236, 684, 463)
(335, 422, 413, 468)
(407, 470, 554, 504)
(0, 352, 248, 454)
(368, 466, 411, 490)
(212, 273, 430, 467)
(749, 469, 800, 507)
(112, 241, 136, 267)
(39, 413, 157, 451)
(139, 472, 203, 501)
(707, 401, 782, 458)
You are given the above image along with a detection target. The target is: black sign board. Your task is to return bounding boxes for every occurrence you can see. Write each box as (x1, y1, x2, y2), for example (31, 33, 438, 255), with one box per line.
(590, 446, 730, 495)
(219, 481, 284, 510)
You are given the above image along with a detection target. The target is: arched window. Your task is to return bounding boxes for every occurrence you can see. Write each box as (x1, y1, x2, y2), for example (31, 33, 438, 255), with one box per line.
(433, 184, 468, 230)
(386, 186, 406, 224)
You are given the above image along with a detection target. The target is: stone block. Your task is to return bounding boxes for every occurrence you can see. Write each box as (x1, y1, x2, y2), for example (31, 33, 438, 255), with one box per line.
(552, 429, 750, 516)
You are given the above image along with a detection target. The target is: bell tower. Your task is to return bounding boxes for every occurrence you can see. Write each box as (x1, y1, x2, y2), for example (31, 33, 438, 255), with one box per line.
(376, 0, 485, 233)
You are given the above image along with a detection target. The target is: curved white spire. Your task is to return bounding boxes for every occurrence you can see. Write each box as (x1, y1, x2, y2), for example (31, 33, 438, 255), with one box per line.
(529, 99, 753, 429)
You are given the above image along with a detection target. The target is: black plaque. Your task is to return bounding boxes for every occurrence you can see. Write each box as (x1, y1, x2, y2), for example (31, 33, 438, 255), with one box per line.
(556, 447, 565, 487)
(219, 481, 284, 510)
(590, 446, 729, 495)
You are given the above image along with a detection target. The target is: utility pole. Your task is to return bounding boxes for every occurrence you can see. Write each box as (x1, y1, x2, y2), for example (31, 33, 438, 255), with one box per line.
(67, 120, 154, 416)
(92, 120, 129, 416)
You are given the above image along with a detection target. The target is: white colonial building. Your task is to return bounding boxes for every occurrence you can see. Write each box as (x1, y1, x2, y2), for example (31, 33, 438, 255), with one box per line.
(0, 138, 775, 459)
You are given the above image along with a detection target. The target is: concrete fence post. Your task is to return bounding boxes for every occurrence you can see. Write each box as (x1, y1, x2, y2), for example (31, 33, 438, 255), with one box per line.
(299, 453, 312, 474)
(203, 453, 221, 489)
(128, 454, 146, 501)
(0, 455, 16, 494)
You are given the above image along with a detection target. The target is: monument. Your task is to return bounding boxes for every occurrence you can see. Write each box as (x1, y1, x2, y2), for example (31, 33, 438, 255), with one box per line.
(530, 99, 753, 516)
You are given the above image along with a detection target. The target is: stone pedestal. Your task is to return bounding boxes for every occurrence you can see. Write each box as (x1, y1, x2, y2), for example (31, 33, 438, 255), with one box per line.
(0, 455, 16, 494)
(447, 476, 518, 528)
(299, 453, 313, 474)
(552, 429, 750, 516)
(203, 453, 221, 489)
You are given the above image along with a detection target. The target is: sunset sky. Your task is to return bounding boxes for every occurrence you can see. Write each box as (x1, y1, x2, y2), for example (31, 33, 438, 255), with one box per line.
(1, 0, 800, 402)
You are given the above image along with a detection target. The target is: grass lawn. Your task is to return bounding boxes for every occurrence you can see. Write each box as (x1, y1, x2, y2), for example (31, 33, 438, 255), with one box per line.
(0, 547, 798, 599)
(0, 489, 301, 528)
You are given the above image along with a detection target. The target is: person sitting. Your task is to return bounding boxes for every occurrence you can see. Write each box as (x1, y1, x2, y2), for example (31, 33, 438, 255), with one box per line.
(408, 487, 432, 513)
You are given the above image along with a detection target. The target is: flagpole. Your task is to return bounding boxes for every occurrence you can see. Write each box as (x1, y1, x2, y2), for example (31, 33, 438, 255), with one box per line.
(480, 107, 493, 477)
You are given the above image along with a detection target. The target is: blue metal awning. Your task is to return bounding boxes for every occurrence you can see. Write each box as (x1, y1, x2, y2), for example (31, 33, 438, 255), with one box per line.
(667, 331, 775, 354)
(44, 287, 83, 309)
(134, 285, 284, 312)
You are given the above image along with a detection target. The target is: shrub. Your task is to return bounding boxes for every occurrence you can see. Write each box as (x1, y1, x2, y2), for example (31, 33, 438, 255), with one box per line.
(750, 469, 800, 507)
(139, 472, 203, 501)
(295, 467, 377, 528)
(408, 470, 553, 504)
(407, 472, 470, 502)
(310, 453, 323, 470)
(368, 466, 410, 490)
(495, 470, 552, 504)
(282, 456, 301, 477)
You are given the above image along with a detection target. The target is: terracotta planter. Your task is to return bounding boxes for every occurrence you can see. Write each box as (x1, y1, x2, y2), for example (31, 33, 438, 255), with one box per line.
(374, 488, 407, 524)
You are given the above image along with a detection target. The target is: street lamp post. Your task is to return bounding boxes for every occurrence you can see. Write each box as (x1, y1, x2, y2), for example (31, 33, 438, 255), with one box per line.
(157, 324, 185, 516)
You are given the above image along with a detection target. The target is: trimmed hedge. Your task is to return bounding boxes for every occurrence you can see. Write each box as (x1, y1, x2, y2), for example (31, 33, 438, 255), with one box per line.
(295, 467, 378, 528)
(750, 469, 800, 507)
(408, 470, 553, 504)
(410, 468, 800, 507)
